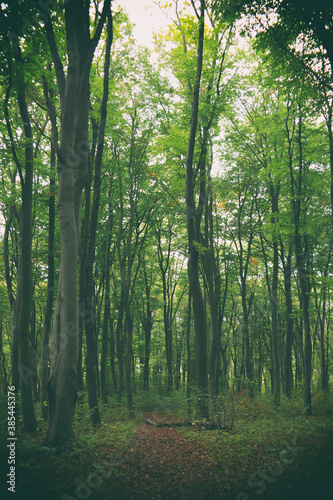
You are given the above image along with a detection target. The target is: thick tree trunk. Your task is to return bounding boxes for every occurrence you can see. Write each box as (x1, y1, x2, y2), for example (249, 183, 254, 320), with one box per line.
(185, 0, 208, 419)
(45, 166, 79, 445)
(43, 0, 111, 446)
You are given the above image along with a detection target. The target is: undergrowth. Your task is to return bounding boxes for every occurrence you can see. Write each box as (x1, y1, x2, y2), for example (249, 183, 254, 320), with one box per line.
(0, 389, 332, 499)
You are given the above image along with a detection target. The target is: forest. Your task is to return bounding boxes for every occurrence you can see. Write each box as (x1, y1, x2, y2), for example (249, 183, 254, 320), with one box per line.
(0, 0, 333, 498)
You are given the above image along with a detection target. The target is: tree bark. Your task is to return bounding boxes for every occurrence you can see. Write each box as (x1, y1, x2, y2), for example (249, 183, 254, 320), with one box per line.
(125, 308, 134, 416)
(101, 188, 114, 404)
(185, 0, 208, 419)
(43, 0, 111, 446)
(156, 224, 173, 392)
(142, 259, 153, 390)
(288, 105, 312, 415)
(270, 185, 281, 406)
(40, 143, 55, 419)
(83, 13, 112, 425)
(3, 206, 20, 392)
(281, 243, 294, 398)
(14, 40, 37, 432)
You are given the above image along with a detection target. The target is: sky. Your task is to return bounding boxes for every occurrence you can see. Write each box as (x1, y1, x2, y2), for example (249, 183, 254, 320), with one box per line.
(114, 0, 174, 48)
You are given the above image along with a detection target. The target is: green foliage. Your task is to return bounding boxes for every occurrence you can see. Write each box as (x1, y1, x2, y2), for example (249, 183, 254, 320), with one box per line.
(0, 4, 333, 492)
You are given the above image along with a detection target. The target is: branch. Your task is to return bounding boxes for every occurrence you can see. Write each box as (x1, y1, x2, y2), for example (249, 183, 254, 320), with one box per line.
(42, 74, 60, 154)
(90, 0, 112, 61)
(190, 0, 200, 20)
(3, 64, 24, 188)
(42, 12, 66, 104)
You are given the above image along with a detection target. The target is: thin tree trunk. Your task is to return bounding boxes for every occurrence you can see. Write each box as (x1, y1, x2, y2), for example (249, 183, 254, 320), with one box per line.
(40, 143, 55, 419)
(3, 207, 20, 391)
(125, 309, 134, 417)
(186, 293, 191, 413)
(101, 190, 113, 405)
(270, 186, 281, 406)
(115, 289, 125, 402)
(15, 40, 37, 432)
(281, 244, 294, 398)
(84, 14, 112, 424)
(109, 310, 118, 394)
(143, 260, 152, 391)
(289, 106, 312, 415)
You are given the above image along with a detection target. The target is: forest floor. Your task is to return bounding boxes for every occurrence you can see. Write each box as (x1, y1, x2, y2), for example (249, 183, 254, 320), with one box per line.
(1, 390, 333, 499)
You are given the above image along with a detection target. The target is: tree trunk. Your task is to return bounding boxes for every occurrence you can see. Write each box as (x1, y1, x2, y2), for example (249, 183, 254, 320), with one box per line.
(162, 280, 173, 392)
(125, 309, 134, 417)
(109, 312, 118, 394)
(45, 167, 80, 445)
(295, 235, 312, 415)
(143, 261, 152, 391)
(185, 0, 208, 419)
(43, 0, 111, 446)
(156, 224, 173, 392)
(15, 42, 37, 432)
(83, 15, 112, 424)
(101, 190, 113, 405)
(3, 207, 20, 391)
(40, 143, 55, 420)
(281, 244, 294, 398)
(319, 299, 329, 392)
(289, 107, 312, 416)
(115, 289, 125, 402)
(270, 186, 281, 406)
(186, 293, 191, 412)
(174, 328, 184, 391)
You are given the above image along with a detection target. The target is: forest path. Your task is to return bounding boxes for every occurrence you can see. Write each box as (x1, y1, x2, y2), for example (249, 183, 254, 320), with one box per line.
(113, 415, 225, 500)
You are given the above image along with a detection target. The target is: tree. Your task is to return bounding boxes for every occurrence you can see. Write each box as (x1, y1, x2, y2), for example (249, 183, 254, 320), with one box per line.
(183, 0, 208, 417)
(82, 10, 113, 426)
(0, 0, 42, 430)
(40, 0, 111, 447)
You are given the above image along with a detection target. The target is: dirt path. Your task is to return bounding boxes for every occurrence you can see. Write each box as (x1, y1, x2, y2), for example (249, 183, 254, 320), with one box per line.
(113, 418, 225, 500)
